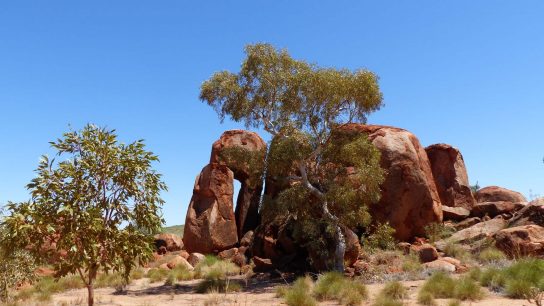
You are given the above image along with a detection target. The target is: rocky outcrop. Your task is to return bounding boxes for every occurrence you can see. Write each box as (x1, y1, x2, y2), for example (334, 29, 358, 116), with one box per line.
(509, 199, 544, 227)
(425, 144, 476, 210)
(494, 225, 544, 258)
(338, 124, 442, 240)
(210, 130, 267, 239)
(183, 130, 267, 253)
(442, 206, 470, 221)
(476, 186, 527, 203)
(435, 217, 507, 250)
(154, 233, 183, 252)
(183, 164, 238, 253)
(471, 201, 526, 218)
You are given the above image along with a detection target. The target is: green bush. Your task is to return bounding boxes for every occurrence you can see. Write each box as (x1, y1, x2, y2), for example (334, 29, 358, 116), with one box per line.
(402, 253, 422, 273)
(373, 295, 403, 306)
(424, 222, 454, 243)
(478, 247, 507, 263)
(443, 243, 471, 261)
(281, 276, 316, 306)
(364, 222, 397, 252)
(380, 281, 408, 300)
(416, 290, 436, 306)
(479, 258, 544, 298)
(146, 268, 169, 283)
(419, 272, 456, 298)
(314, 272, 367, 305)
(453, 276, 485, 300)
(195, 259, 241, 293)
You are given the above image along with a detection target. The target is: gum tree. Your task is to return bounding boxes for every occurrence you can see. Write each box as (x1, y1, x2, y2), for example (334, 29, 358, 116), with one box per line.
(1, 124, 166, 306)
(200, 43, 385, 271)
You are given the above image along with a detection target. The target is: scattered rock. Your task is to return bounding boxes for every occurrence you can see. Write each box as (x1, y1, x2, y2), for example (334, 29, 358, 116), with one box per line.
(187, 252, 206, 267)
(154, 233, 184, 252)
(232, 253, 247, 267)
(454, 217, 482, 230)
(435, 217, 507, 250)
(253, 256, 274, 272)
(426, 143, 476, 210)
(179, 250, 190, 260)
(166, 256, 194, 271)
(158, 263, 170, 270)
(509, 199, 544, 227)
(471, 201, 526, 218)
(476, 186, 527, 203)
(442, 206, 471, 221)
(183, 164, 239, 253)
(338, 124, 442, 240)
(218, 247, 238, 260)
(397, 242, 412, 255)
(423, 259, 456, 272)
(411, 244, 439, 263)
(494, 225, 544, 258)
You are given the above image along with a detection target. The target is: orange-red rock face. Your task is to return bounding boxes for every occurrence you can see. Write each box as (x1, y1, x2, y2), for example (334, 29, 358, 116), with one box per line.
(183, 130, 266, 254)
(476, 186, 527, 203)
(339, 124, 443, 241)
(425, 143, 476, 210)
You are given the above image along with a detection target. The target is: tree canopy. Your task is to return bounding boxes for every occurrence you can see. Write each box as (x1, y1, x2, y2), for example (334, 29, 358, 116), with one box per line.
(201, 43, 385, 271)
(1, 124, 166, 306)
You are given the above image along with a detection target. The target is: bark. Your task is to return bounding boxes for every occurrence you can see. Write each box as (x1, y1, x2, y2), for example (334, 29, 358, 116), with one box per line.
(87, 284, 94, 306)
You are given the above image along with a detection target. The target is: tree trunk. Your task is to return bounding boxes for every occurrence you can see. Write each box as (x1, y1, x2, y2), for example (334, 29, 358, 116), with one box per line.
(87, 284, 94, 306)
(332, 223, 346, 272)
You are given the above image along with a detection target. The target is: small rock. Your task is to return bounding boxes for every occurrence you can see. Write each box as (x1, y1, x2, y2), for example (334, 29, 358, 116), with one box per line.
(187, 252, 206, 267)
(166, 256, 194, 271)
(443, 206, 471, 221)
(218, 247, 238, 260)
(397, 242, 412, 255)
(154, 233, 184, 252)
(240, 231, 254, 247)
(424, 259, 456, 272)
(253, 256, 274, 272)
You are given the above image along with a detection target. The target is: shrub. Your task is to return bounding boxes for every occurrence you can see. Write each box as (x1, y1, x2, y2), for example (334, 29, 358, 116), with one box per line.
(146, 268, 169, 283)
(443, 243, 471, 261)
(195, 260, 241, 293)
(95, 272, 128, 291)
(195, 257, 238, 279)
(380, 281, 408, 300)
(314, 272, 367, 305)
(506, 279, 534, 299)
(0, 250, 36, 302)
(372, 295, 403, 306)
(453, 276, 484, 301)
(419, 272, 456, 298)
(130, 267, 145, 280)
(167, 265, 194, 284)
(478, 247, 507, 263)
(479, 259, 544, 298)
(282, 276, 316, 306)
(448, 300, 461, 306)
(417, 291, 436, 306)
(364, 223, 397, 252)
(402, 253, 422, 273)
(424, 222, 454, 243)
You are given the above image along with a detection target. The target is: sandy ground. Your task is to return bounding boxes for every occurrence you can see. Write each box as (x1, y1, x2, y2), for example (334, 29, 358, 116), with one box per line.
(48, 278, 532, 306)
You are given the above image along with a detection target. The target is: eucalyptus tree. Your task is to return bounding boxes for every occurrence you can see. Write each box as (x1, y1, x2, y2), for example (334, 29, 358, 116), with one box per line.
(200, 43, 385, 271)
(1, 124, 166, 306)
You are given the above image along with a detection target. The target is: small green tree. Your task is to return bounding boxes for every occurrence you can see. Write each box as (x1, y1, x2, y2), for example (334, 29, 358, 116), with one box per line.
(200, 43, 385, 271)
(1, 124, 166, 306)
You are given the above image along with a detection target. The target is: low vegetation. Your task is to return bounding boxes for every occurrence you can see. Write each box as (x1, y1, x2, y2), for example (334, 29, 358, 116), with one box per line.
(477, 247, 507, 263)
(363, 222, 397, 252)
(418, 271, 484, 302)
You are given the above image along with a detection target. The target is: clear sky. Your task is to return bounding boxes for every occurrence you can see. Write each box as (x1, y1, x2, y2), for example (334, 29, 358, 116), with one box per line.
(1, 1, 543, 226)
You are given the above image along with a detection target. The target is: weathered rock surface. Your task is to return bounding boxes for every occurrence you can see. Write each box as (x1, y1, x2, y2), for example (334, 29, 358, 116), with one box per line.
(442, 206, 471, 221)
(210, 130, 267, 239)
(423, 259, 456, 272)
(187, 253, 206, 267)
(509, 199, 544, 227)
(167, 256, 194, 271)
(411, 243, 439, 263)
(425, 144, 476, 209)
(471, 201, 526, 218)
(253, 256, 274, 271)
(435, 217, 507, 250)
(343, 227, 361, 267)
(476, 186, 527, 203)
(338, 124, 442, 240)
(154, 233, 184, 252)
(494, 225, 544, 257)
(183, 164, 238, 253)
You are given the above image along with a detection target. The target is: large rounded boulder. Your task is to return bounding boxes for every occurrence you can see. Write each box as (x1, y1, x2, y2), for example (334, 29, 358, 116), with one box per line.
(339, 124, 442, 241)
(183, 164, 238, 253)
(476, 186, 527, 203)
(425, 143, 475, 210)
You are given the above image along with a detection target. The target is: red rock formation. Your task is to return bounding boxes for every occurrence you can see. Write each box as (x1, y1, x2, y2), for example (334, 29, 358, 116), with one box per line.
(338, 124, 442, 241)
(154, 233, 183, 252)
(183, 164, 238, 253)
(210, 130, 267, 239)
(494, 225, 544, 257)
(425, 144, 476, 210)
(183, 130, 267, 253)
(476, 186, 527, 203)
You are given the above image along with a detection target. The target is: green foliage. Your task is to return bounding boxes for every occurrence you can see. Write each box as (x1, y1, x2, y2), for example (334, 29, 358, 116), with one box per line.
(416, 291, 436, 306)
(314, 272, 368, 305)
(402, 253, 423, 273)
(443, 243, 471, 261)
(0, 124, 166, 306)
(217, 146, 266, 187)
(165, 265, 194, 284)
(146, 268, 169, 283)
(424, 222, 454, 243)
(479, 259, 544, 299)
(448, 300, 461, 306)
(278, 276, 316, 306)
(201, 43, 385, 271)
(195, 259, 240, 293)
(363, 222, 397, 252)
(470, 181, 481, 193)
(373, 296, 403, 306)
(478, 247, 507, 263)
(420, 272, 484, 301)
(0, 250, 36, 302)
(380, 281, 408, 300)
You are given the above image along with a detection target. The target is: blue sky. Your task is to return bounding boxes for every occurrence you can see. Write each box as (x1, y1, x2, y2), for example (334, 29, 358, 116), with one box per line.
(1, 1, 543, 226)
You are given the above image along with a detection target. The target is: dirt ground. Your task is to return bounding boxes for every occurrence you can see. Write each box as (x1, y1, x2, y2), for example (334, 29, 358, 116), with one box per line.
(47, 278, 532, 306)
